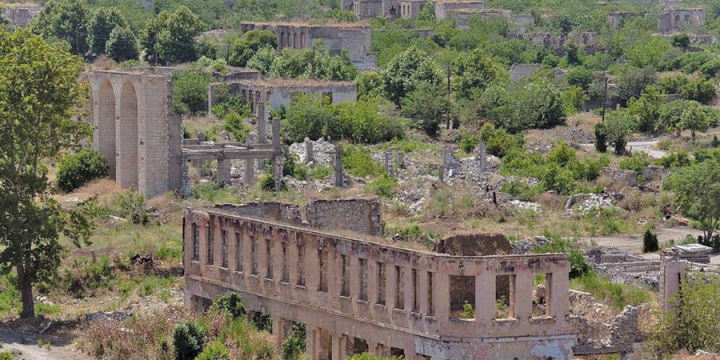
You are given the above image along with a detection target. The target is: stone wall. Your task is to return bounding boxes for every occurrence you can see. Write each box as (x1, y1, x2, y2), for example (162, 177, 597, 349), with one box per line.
(215, 202, 303, 225)
(305, 198, 382, 236)
(2, 4, 41, 28)
(208, 80, 357, 112)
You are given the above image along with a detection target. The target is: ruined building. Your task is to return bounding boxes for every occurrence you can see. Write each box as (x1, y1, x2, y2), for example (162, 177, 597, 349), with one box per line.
(658, 8, 705, 31)
(239, 22, 376, 69)
(2, 3, 41, 29)
(84, 67, 324, 198)
(208, 78, 357, 116)
(183, 202, 582, 360)
(82, 70, 183, 198)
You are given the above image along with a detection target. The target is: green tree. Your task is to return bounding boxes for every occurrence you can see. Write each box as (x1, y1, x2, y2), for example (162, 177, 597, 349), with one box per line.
(156, 6, 206, 64)
(594, 122, 607, 153)
(0, 29, 95, 318)
(679, 102, 709, 140)
(605, 111, 634, 155)
(480, 78, 565, 132)
(356, 71, 384, 100)
(105, 26, 139, 62)
(139, 10, 170, 65)
(418, 2, 435, 21)
(246, 45, 279, 75)
(383, 46, 440, 105)
(681, 77, 717, 105)
(653, 273, 720, 354)
(30, 0, 89, 56)
(87, 7, 128, 56)
(284, 93, 334, 143)
(642, 229, 659, 253)
(401, 82, 448, 136)
(663, 159, 720, 245)
(229, 30, 277, 67)
(628, 85, 663, 133)
(453, 49, 503, 100)
(671, 34, 690, 49)
(566, 67, 593, 91)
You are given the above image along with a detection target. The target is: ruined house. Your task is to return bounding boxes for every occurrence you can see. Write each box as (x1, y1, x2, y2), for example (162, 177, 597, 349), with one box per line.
(658, 8, 705, 31)
(353, 0, 385, 19)
(239, 22, 376, 69)
(2, 3, 41, 29)
(208, 78, 357, 116)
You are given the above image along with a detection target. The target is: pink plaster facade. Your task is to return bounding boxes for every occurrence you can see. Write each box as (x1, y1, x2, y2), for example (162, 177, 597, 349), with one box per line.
(183, 209, 580, 360)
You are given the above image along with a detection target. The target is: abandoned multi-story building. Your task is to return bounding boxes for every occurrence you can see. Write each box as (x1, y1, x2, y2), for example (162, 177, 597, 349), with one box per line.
(183, 200, 587, 360)
(239, 22, 376, 69)
(658, 8, 705, 31)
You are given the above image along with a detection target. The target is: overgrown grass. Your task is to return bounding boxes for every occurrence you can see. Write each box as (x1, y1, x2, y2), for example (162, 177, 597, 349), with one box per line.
(309, 165, 333, 180)
(191, 182, 241, 203)
(571, 273, 651, 310)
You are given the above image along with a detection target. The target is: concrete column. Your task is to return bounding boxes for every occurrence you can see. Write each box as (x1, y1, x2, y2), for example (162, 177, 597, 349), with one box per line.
(306, 327, 316, 360)
(349, 255, 360, 300)
(305, 138, 314, 164)
(199, 222, 208, 267)
(257, 102, 267, 143)
(435, 272, 450, 328)
(273, 317, 285, 348)
(228, 224, 238, 272)
(217, 158, 232, 186)
(333, 147, 344, 188)
(244, 137, 255, 185)
(476, 270, 496, 326)
(515, 268, 532, 321)
(272, 117, 282, 192)
(288, 233, 299, 286)
(419, 270, 429, 315)
(306, 239, 319, 292)
(331, 334, 346, 360)
(551, 266, 571, 323)
(242, 223, 252, 275)
(404, 266, 414, 313)
(387, 264, 397, 309)
(368, 260, 378, 305)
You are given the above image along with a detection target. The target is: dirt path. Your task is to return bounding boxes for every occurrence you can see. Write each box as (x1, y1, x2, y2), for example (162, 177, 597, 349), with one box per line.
(580, 227, 706, 254)
(0, 329, 91, 360)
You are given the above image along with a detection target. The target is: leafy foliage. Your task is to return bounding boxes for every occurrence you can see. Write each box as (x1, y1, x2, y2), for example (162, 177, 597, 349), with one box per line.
(0, 29, 95, 318)
(642, 229, 659, 253)
(30, 0, 90, 55)
(401, 82, 448, 136)
(229, 30, 277, 67)
(383, 46, 441, 105)
(87, 7, 129, 56)
(172, 320, 206, 360)
(141, 6, 206, 65)
(57, 149, 108, 193)
(653, 273, 720, 355)
(170, 68, 212, 115)
(105, 26, 139, 62)
(663, 159, 720, 245)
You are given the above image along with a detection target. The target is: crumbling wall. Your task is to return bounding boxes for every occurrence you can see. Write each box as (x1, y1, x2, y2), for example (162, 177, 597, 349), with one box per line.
(305, 198, 382, 236)
(436, 233, 512, 310)
(215, 202, 302, 224)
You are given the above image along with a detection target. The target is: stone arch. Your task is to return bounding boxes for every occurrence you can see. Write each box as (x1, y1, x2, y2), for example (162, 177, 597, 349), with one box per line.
(97, 79, 117, 178)
(118, 81, 139, 188)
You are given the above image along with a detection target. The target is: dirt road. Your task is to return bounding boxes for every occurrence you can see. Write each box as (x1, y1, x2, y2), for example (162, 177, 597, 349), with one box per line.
(0, 329, 91, 360)
(582, 227, 706, 255)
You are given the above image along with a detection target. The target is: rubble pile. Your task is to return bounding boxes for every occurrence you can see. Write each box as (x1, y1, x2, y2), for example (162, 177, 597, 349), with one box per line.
(565, 192, 624, 214)
(664, 244, 713, 264)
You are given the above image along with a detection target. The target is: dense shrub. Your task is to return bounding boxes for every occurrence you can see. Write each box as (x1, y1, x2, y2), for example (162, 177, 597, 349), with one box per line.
(171, 69, 212, 115)
(223, 112, 252, 142)
(280, 323, 306, 360)
(284, 93, 402, 144)
(619, 153, 650, 174)
(459, 133, 480, 153)
(342, 146, 385, 178)
(367, 176, 397, 198)
(211, 293, 246, 320)
(173, 320, 206, 360)
(643, 229, 659, 253)
(656, 151, 691, 168)
(594, 122, 607, 153)
(532, 237, 592, 279)
(259, 175, 277, 192)
(115, 189, 149, 225)
(480, 123, 524, 158)
(57, 149, 108, 193)
(195, 341, 229, 360)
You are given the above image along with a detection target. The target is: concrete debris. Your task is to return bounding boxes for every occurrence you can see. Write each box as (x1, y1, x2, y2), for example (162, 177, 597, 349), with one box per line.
(85, 311, 131, 322)
(509, 200, 542, 213)
(565, 192, 624, 214)
(512, 236, 554, 254)
(289, 138, 336, 166)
